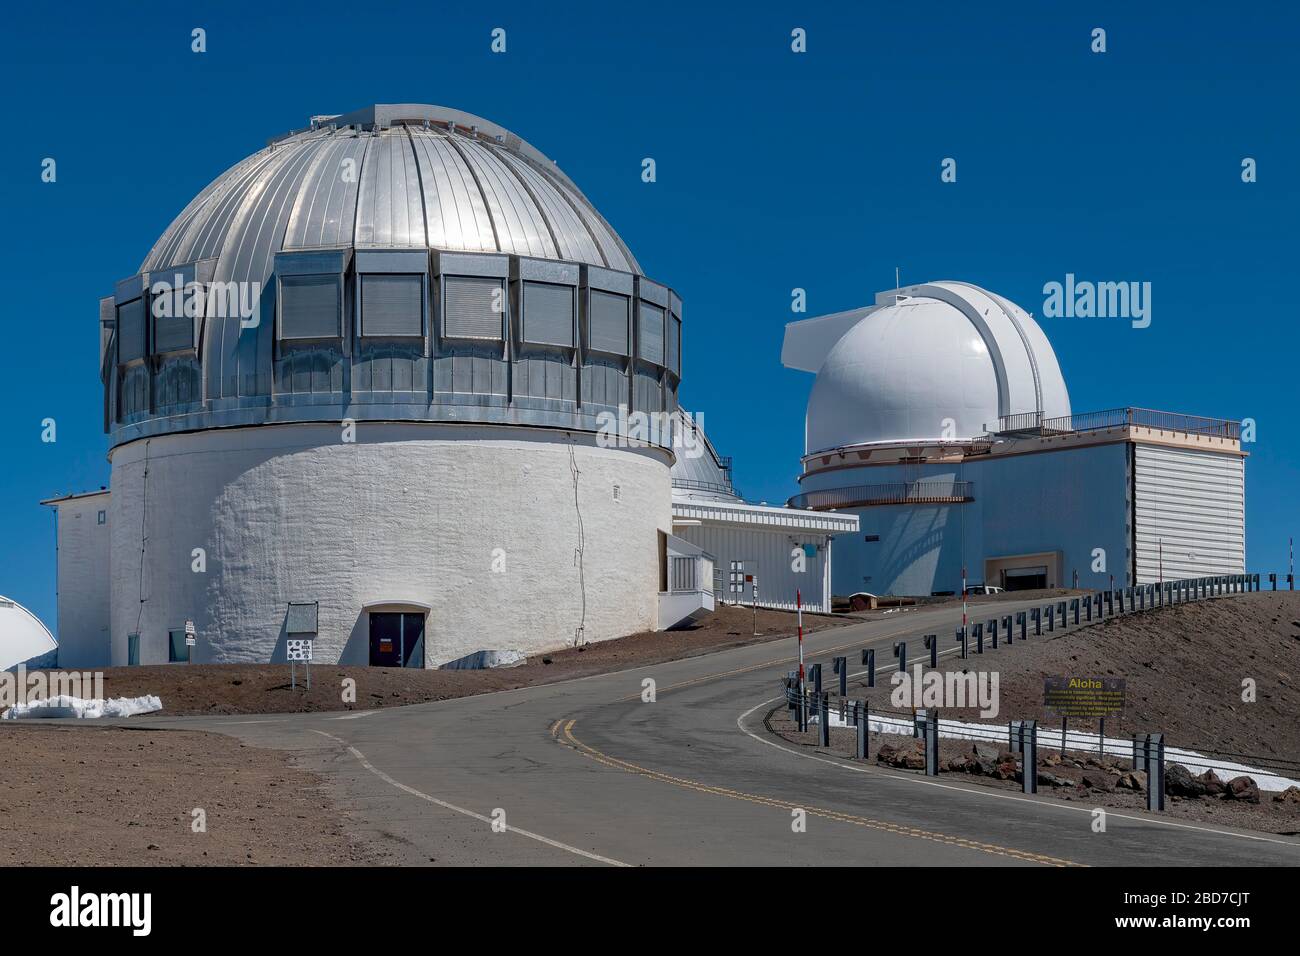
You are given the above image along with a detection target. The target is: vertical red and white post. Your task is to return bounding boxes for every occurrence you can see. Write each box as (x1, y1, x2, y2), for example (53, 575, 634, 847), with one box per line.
(796, 588, 805, 704)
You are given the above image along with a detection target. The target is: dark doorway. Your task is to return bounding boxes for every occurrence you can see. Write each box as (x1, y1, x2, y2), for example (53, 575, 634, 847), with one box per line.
(1003, 566, 1048, 591)
(368, 612, 426, 667)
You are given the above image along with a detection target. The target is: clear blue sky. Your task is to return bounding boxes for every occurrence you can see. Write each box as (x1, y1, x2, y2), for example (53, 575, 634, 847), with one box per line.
(2, 1, 1296, 627)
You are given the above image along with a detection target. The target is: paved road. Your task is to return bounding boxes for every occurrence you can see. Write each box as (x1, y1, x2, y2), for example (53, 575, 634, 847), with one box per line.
(140, 598, 1299, 866)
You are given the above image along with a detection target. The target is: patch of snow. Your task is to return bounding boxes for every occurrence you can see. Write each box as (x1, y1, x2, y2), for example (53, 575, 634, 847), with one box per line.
(439, 649, 527, 670)
(1, 695, 163, 720)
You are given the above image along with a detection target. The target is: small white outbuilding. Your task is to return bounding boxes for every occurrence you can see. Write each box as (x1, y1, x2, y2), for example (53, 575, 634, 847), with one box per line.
(0, 596, 58, 672)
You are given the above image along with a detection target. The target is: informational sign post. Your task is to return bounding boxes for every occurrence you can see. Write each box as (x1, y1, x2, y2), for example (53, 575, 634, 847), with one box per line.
(184, 620, 196, 664)
(287, 638, 314, 690)
(750, 575, 759, 634)
(1043, 677, 1125, 719)
(285, 602, 319, 691)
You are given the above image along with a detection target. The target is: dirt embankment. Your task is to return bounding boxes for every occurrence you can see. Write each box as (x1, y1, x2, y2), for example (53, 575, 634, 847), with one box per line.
(848, 592, 1300, 758)
(0, 724, 385, 866)
(770, 593, 1300, 834)
(26, 604, 846, 717)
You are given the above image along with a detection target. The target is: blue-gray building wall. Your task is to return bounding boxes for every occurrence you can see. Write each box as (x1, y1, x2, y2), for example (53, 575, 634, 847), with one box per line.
(819, 442, 1132, 597)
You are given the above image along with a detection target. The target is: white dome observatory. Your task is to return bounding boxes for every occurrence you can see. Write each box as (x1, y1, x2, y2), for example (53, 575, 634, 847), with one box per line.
(798, 281, 1070, 455)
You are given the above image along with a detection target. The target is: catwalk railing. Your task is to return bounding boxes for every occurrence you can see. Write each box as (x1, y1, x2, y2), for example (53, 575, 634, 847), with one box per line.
(989, 407, 1241, 441)
(787, 479, 974, 511)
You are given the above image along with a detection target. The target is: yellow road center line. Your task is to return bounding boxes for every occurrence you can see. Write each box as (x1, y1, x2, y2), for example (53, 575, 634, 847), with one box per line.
(557, 719, 1084, 868)
(614, 624, 916, 702)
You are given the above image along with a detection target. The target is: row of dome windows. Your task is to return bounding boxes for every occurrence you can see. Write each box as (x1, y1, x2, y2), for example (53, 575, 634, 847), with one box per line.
(108, 251, 682, 375)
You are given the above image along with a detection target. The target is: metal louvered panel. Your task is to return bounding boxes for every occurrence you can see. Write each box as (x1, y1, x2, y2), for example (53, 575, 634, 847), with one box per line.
(279, 274, 341, 339)
(1133, 443, 1245, 582)
(99, 296, 115, 366)
(361, 274, 424, 337)
(443, 275, 504, 340)
(668, 314, 681, 374)
(153, 311, 195, 353)
(522, 281, 574, 347)
(589, 290, 629, 356)
(117, 299, 146, 363)
(285, 601, 319, 634)
(638, 301, 665, 365)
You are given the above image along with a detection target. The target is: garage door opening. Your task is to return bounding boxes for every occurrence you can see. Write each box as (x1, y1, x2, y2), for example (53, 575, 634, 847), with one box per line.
(1003, 566, 1048, 591)
(368, 612, 426, 668)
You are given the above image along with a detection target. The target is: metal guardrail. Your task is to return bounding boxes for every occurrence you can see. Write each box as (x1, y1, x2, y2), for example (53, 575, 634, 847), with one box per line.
(992, 410, 1044, 435)
(671, 477, 741, 498)
(788, 480, 973, 511)
(990, 407, 1241, 441)
(776, 572, 1297, 805)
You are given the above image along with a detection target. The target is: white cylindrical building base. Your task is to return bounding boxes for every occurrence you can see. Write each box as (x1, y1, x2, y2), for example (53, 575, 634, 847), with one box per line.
(108, 422, 671, 666)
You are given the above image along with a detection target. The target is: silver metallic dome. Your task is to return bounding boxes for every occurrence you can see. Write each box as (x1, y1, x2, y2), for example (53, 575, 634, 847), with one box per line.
(101, 104, 681, 453)
(142, 103, 639, 284)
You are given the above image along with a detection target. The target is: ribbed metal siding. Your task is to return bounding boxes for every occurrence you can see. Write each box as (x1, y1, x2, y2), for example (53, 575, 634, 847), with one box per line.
(639, 301, 665, 365)
(279, 274, 341, 339)
(673, 523, 832, 613)
(635, 367, 663, 417)
(1133, 443, 1245, 581)
(522, 281, 574, 347)
(589, 290, 629, 355)
(671, 556, 697, 591)
(116, 299, 146, 363)
(361, 274, 423, 336)
(443, 276, 504, 340)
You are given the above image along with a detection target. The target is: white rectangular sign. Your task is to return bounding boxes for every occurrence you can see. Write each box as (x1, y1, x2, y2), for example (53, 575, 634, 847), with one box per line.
(286, 639, 313, 662)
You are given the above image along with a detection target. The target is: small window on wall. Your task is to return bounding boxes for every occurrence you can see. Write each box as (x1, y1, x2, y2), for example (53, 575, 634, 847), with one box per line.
(588, 290, 629, 356)
(638, 301, 665, 365)
(522, 281, 575, 347)
(443, 275, 505, 340)
(360, 274, 424, 337)
(116, 298, 146, 363)
(279, 274, 342, 340)
(168, 629, 190, 663)
(96, 510, 106, 525)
